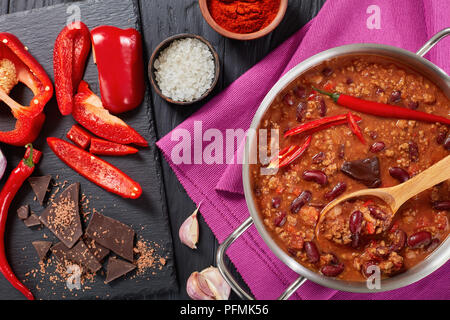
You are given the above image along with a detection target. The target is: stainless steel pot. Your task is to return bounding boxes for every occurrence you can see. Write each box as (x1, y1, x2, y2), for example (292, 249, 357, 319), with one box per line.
(216, 28, 450, 300)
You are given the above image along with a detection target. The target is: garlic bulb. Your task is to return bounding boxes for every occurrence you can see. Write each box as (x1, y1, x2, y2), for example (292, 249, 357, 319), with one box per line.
(187, 266, 231, 300)
(179, 203, 200, 249)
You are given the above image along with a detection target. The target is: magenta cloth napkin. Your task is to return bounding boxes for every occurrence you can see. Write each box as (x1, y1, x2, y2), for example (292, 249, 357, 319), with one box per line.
(157, 0, 450, 300)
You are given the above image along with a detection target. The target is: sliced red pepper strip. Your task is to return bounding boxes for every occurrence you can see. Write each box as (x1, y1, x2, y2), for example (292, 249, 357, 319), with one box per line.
(91, 26, 145, 114)
(347, 112, 366, 144)
(0, 144, 41, 300)
(284, 114, 362, 138)
(0, 33, 53, 119)
(47, 137, 142, 199)
(54, 22, 91, 116)
(66, 124, 92, 149)
(268, 136, 312, 169)
(313, 87, 450, 125)
(90, 138, 139, 156)
(73, 81, 148, 146)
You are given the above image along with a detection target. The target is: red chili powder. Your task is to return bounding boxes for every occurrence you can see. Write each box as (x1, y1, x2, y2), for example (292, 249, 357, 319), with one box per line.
(207, 0, 281, 34)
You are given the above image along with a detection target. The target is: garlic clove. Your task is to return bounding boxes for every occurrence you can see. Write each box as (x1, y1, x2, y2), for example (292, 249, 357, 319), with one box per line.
(199, 267, 231, 300)
(179, 204, 200, 249)
(186, 271, 214, 300)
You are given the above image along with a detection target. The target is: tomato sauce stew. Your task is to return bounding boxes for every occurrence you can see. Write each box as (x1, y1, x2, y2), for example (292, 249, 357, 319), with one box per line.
(250, 55, 449, 281)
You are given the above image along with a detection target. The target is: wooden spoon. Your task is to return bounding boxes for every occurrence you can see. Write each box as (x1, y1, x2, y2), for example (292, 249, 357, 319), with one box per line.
(315, 155, 450, 237)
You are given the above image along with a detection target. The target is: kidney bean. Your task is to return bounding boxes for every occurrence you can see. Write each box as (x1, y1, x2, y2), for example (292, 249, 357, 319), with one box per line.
(322, 67, 333, 77)
(304, 241, 320, 264)
(294, 86, 307, 99)
(408, 141, 419, 162)
(408, 101, 419, 110)
(346, 78, 353, 85)
(389, 229, 406, 252)
(351, 233, 360, 248)
(324, 182, 347, 201)
(361, 261, 378, 278)
(302, 170, 328, 186)
(273, 211, 287, 227)
(370, 141, 386, 153)
(389, 167, 410, 183)
(375, 87, 384, 95)
(291, 191, 312, 214)
(338, 144, 345, 159)
(390, 90, 402, 103)
(312, 152, 325, 164)
(444, 134, 450, 150)
(426, 238, 440, 252)
(349, 210, 363, 234)
(321, 263, 344, 277)
(272, 197, 281, 209)
(318, 99, 327, 117)
(296, 102, 307, 122)
(407, 231, 432, 249)
(368, 206, 387, 220)
(436, 130, 448, 144)
(283, 93, 294, 106)
(432, 201, 450, 211)
(369, 131, 378, 140)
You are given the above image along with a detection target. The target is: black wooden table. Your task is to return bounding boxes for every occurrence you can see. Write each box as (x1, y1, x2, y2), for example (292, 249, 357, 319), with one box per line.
(1, 0, 325, 300)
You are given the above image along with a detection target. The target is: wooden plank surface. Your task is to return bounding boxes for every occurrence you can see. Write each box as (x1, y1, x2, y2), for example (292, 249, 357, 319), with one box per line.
(1, 0, 326, 300)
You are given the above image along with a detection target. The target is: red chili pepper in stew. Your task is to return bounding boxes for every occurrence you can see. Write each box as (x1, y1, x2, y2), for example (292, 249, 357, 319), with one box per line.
(0, 33, 53, 146)
(91, 26, 145, 114)
(0, 144, 41, 300)
(54, 22, 91, 116)
(347, 112, 366, 144)
(284, 114, 362, 138)
(47, 137, 142, 199)
(268, 136, 312, 169)
(313, 87, 450, 125)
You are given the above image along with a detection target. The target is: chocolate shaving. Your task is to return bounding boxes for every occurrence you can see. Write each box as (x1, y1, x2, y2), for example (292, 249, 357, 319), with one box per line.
(39, 183, 82, 249)
(51, 240, 102, 273)
(32, 241, 52, 261)
(341, 157, 381, 188)
(86, 212, 135, 262)
(28, 175, 51, 206)
(17, 205, 30, 220)
(84, 236, 110, 262)
(105, 257, 136, 284)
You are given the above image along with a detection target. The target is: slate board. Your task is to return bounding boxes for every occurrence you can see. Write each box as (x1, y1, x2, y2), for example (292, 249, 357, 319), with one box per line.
(0, 0, 177, 300)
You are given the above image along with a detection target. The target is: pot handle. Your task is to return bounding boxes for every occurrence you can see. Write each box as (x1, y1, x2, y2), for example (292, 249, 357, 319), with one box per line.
(416, 28, 450, 57)
(216, 216, 307, 300)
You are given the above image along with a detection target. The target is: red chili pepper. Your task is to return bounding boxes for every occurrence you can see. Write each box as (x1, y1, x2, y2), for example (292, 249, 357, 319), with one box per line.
(268, 136, 312, 169)
(284, 114, 362, 138)
(73, 81, 148, 146)
(362, 199, 374, 207)
(54, 22, 91, 116)
(0, 144, 41, 300)
(47, 137, 142, 199)
(66, 124, 92, 149)
(347, 112, 366, 144)
(366, 222, 375, 235)
(0, 33, 53, 146)
(90, 138, 139, 156)
(91, 26, 145, 114)
(313, 87, 450, 125)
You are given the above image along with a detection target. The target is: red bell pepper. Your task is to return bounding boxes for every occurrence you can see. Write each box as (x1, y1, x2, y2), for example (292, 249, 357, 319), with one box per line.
(91, 26, 145, 114)
(0, 144, 42, 300)
(90, 138, 139, 156)
(47, 137, 142, 199)
(73, 81, 148, 146)
(54, 22, 91, 116)
(66, 124, 92, 149)
(0, 33, 53, 146)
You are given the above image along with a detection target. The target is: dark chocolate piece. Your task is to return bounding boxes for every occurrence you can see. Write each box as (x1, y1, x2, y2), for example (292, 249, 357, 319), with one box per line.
(24, 213, 42, 228)
(32, 241, 52, 261)
(17, 205, 30, 220)
(84, 236, 111, 261)
(51, 240, 102, 273)
(86, 212, 135, 262)
(28, 175, 51, 205)
(105, 257, 136, 284)
(341, 157, 382, 188)
(39, 183, 82, 249)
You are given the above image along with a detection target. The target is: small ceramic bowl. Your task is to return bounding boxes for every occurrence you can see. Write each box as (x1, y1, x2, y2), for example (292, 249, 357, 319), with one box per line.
(199, 0, 288, 40)
(149, 33, 220, 106)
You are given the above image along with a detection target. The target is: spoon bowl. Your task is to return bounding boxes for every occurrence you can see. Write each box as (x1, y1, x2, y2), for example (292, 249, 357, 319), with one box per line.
(316, 155, 450, 237)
